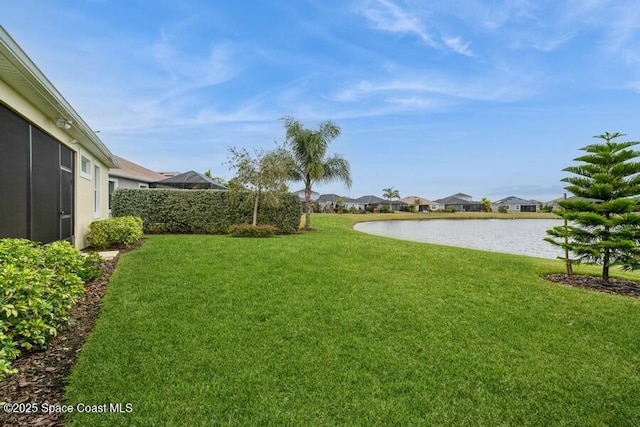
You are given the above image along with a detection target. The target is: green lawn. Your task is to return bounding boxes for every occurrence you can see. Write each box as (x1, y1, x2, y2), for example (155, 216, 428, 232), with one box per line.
(65, 214, 640, 426)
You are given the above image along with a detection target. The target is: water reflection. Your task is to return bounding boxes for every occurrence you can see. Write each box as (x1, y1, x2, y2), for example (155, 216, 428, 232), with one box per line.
(353, 219, 564, 259)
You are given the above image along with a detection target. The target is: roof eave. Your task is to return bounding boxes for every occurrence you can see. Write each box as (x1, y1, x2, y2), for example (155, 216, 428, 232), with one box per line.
(0, 26, 119, 168)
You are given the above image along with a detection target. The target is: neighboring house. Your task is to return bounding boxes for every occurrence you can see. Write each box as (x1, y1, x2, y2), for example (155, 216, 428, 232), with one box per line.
(0, 26, 119, 249)
(293, 188, 320, 202)
(108, 156, 168, 212)
(293, 188, 320, 212)
(492, 196, 540, 213)
(401, 196, 442, 212)
(110, 156, 167, 189)
(157, 171, 181, 178)
(316, 193, 359, 212)
(353, 195, 387, 211)
(154, 170, 228, 190)
(547, 195, 601, 211)
(435, 193, 483, 212)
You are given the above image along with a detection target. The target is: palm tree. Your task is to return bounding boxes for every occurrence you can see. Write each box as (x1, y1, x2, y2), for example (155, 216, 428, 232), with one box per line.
(382, 187, 400, 211)
(282, 116, 352, 230)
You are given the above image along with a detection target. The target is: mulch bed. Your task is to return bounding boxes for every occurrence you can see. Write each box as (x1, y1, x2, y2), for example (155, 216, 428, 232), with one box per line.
(1, 244, 638, 427)
(542, 274, 640, 299)
(0, 250, 122, 427)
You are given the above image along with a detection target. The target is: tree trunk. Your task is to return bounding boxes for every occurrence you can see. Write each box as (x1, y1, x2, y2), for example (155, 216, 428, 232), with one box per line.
(304, 184, 312, 230)
(252, 193, 260, 226)
(603, 247, 610, 282)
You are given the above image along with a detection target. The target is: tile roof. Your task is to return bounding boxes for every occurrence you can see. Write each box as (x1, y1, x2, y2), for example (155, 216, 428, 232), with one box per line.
(110, 156, 167, 183)
(401, 196, 435, 204)
(494, 196, 539, 205)
(354, 195, 387, 204)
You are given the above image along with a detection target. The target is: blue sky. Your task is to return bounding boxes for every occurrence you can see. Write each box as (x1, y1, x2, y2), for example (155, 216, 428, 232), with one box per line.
(3, 1, 640, 202)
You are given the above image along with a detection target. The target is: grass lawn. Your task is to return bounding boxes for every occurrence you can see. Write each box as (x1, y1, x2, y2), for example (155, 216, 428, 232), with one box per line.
(65, 214, 640, 426)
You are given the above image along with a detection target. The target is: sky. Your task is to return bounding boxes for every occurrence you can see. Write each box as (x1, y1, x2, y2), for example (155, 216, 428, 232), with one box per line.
(3, 0, 640, 202)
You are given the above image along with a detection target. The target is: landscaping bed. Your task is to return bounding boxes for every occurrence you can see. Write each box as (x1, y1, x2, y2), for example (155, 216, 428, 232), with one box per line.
(0, 256, 117, 427)
(543, 273, 640, 298)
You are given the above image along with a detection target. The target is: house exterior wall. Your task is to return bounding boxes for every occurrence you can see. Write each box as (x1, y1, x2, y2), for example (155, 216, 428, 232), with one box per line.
(491, 203, 539, 213)
(110, 176, 150, 189)
(0, 79, 110, 249)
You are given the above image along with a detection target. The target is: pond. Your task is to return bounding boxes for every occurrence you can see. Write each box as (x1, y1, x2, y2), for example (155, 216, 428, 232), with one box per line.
(353, 219, 565, 259)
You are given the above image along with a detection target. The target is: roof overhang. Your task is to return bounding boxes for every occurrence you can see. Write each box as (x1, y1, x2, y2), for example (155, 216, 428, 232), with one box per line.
(0, 26, 119, 168)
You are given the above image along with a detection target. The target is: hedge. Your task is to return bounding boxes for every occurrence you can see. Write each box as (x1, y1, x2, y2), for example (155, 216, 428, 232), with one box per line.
(111, 189, 301, 234)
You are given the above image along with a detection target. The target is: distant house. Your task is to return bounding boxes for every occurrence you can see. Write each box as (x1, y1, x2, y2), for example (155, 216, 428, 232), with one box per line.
(0, 26, 119, 248)
(546, 195, 601, 211)
(294, 188, 320, 203)
(316, 193, 368, 212)
(353, 195, 387, 212)
(401, 196, 442, 212)
(492, 196, 540, 213)
(292, 188, 320, 213)
(435, 193, 483, 212)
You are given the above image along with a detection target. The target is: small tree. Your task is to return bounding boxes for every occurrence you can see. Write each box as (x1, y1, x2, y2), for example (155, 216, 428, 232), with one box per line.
(545, 132, 640, 282)
(336, 197, 344, 214)
(481, 197, 492, 212)
(410, 198, 421, 213)
(204, 169, 227, 187)
(382, 187, 400, 211)
(227, 146, 291, 227)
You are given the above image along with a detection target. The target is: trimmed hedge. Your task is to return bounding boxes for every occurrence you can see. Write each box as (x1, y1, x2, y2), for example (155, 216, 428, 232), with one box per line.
(0, 239, 103, 379)
(112, 189, 301, 234)
(86, 216, 144, 249)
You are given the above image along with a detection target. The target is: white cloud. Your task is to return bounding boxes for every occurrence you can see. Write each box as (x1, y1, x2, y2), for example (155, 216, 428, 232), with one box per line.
(359, 0, 437, 47)
(357, 0, 473, 56)
(329, 70, 535, 104)
(442, 36, 473, 56)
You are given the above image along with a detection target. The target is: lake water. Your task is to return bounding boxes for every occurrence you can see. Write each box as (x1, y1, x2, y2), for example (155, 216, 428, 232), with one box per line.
(353, 219, 565, 259)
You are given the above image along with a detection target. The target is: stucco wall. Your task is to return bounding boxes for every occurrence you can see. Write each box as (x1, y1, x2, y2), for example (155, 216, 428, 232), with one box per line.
(0, 80, 110, 249)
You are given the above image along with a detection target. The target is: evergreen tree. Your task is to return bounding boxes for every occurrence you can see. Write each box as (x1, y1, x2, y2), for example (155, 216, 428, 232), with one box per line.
(545, 132, 640, 281)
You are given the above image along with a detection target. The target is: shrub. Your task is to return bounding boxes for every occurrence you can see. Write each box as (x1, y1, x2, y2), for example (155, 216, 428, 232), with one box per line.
(498, 205, 509, 213)
(228, 224, 278, 237)
(445, 206, 457, 213)
(112, 189, 301, 235)
(86, 216, 143, 249)
(0, 239, 102, 379)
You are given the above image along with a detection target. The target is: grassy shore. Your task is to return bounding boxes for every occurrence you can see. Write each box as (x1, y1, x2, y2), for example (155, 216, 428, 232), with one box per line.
(65, 214, 640, 426)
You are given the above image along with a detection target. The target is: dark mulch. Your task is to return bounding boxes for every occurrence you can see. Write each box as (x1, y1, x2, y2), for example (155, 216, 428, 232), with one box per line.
(0, 242, 137, 427)
(542, 273, 640, 299)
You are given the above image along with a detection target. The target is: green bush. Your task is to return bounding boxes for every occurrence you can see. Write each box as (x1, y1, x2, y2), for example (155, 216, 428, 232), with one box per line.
(228, 224, 278, 237)
(498, 205, 509, 213)
(112, 189, 301, 235)
(0, 239, 102, 379)
(86, 216, 143, 249)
